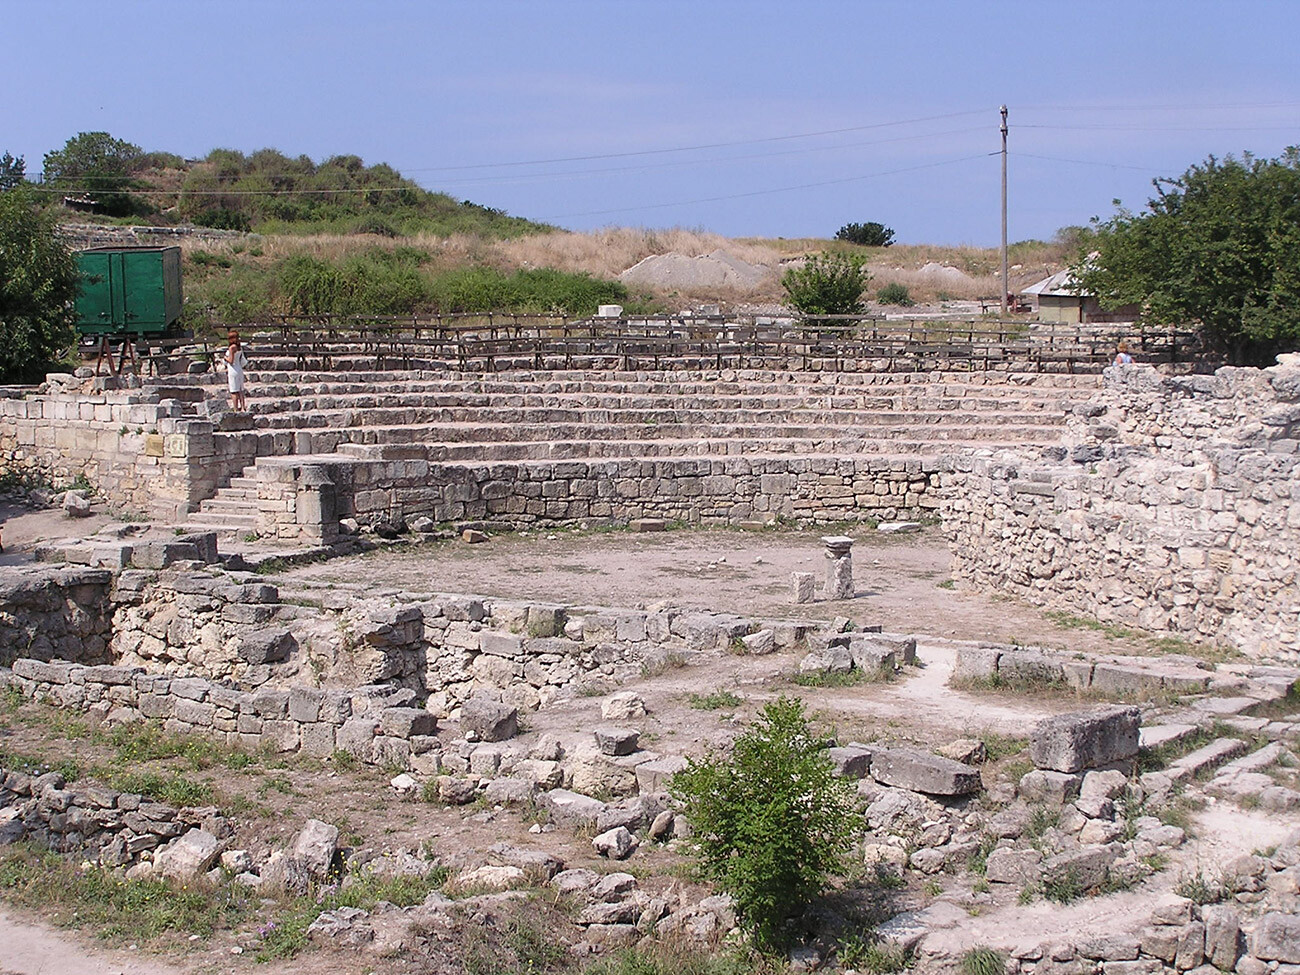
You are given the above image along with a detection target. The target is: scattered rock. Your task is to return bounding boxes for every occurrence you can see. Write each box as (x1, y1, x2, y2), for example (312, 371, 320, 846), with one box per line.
(601, 692, 646, 721)
(592, 827, 638, 860)
(290, 819, 340, 879)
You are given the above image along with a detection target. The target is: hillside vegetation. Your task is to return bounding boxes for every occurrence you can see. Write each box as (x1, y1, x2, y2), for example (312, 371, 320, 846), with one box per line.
(21, 132, 1080, 329)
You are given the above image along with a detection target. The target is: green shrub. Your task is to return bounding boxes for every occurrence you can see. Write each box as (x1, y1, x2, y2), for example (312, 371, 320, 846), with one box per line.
(193, 208, 251, 232)
(780, 252, 869, 316)
(835, 221, 895, 247)
(875, 282, 915, 306)
(0, 185, 78, 382)
(671, 696, 861, 951)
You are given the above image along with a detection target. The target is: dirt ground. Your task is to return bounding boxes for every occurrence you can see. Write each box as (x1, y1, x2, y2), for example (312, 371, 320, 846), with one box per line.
(283, 523, 1173, 661)
(0, 506, 1262, 974)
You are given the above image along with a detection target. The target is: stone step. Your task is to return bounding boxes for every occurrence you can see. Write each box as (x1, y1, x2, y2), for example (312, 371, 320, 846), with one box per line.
(181, 513, 257, 532)
(198, 498, 258, 515)
(245, 405, 1063, 432)
(237, 367, 1101, 389)
(1168, 737, 1250, 781)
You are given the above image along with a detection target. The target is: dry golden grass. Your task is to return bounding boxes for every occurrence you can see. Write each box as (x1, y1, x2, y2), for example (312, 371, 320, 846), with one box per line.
(173, 226, 1070, 305)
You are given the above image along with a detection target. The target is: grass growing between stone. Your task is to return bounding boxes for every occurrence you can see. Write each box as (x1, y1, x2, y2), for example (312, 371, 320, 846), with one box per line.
(255, 871, 449, 961)
(688, 690, 743, 710)
(582, 944, 786, 975)
(0, 842, 249, 945)
(1043, 610, 1242, 663)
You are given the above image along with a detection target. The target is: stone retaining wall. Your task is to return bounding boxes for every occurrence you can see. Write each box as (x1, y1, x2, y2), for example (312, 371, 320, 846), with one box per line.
(0, 379, 252, 520)
(0, 565, 114, 667)
(251, 451, 941, 541)
(0, 564, 822, 770)
(943, 357, 1300, 659)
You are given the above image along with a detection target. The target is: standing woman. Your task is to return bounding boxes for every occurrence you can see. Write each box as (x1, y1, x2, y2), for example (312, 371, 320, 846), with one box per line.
(225, 330, 249, 411)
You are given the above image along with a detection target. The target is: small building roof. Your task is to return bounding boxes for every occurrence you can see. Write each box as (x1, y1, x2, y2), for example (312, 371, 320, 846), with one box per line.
(1021, 268, 1089, 297)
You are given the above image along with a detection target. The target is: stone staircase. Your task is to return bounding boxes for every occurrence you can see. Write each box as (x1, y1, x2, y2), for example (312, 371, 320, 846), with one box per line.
(184, 466, 259, 534)
(221, 367, 1098, 462)
(169, 367, 1102, 536)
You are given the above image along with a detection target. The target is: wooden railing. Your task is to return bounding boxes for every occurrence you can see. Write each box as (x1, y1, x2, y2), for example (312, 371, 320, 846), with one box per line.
(98, 314, 1207, 375)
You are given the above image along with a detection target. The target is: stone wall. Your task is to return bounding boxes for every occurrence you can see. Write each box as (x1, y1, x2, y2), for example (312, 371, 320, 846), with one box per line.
(250, 450, 941, 541)
(0, 378, 252, 520)
(0, 564, 822, 770)
(0, 565, 114, 667)
(943, 357, 1300, 659)
(0, 766, 209, 866)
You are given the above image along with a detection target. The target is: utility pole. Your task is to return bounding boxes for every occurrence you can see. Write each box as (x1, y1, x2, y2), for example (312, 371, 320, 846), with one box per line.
(1000, 104, 1009, 316)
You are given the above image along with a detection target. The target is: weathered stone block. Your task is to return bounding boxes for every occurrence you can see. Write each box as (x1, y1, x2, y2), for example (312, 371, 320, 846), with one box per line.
(1030, 707, 1141, 773)
(460, 698, 518, 742)
(380, 707, 437, 738)
(869, 746, 981, 796)
(594, 726, 639, 756)
(1253, 913, 1300, 964)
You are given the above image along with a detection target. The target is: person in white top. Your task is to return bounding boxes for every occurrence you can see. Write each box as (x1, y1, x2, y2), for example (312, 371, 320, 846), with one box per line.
(225, 330, 249, 411)
(1113, 341, 1134, 366)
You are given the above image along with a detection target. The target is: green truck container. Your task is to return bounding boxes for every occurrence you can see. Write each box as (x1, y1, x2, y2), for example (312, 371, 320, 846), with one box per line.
(75, 246, 183, 335)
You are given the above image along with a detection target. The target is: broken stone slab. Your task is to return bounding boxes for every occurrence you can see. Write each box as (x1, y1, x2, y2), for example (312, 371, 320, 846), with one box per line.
(741, 629, 776, 655)
(594, 726, 640, 757)
(1018, 769, 1083, 805)
(985, 847, 1043, 884)
(600, 692, 646, 721)
(237, 629, 295, 665)
(1030, 706, 1141, 773)
(828, 745, 873, 779)
(634, 755, 688, 794)
(629, 518, 666, 532)
(1139, 724, 1199, 750)
(1202, 905, 1242, 970)
(951, 646, 1000, 682)
(799, 646, 852, 675)
(847, 638, 897, 675)
(1042, 844, 1119, 891)
(460, 698, 518, 742)
(1192, 696, 1261, 716)
(868, 745, 981, 796)
(791, 572, 816, 604)
(877, 521, 921, 534)
(1168, 738, 1249, 781)
(540, 789, 606, 828)
(154, 828, 221, 880)
(999, 649, 1065, 684)
(592, 826, 638, 860)
(1251, 912, 1300, 964)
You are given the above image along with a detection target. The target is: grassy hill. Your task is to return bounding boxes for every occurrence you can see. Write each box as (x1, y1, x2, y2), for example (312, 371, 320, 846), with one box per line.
(75, 146, 551, 240)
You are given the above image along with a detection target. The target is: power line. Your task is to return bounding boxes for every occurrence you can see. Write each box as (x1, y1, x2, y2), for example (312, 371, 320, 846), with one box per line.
(1015, 152, 1156, 172)
(543, 153, 994, 220)
(396, 110, 989, 173)
(40, 126, 993, 197)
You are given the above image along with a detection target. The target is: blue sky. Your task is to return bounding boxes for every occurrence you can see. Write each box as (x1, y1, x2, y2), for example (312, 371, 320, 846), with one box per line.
(8, 0, 1299, 245)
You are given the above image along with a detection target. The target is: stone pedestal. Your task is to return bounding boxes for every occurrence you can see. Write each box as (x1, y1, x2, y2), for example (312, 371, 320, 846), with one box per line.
(822, 535, 854, 600)
(296, 465, 339, 545)
(792, 572, 816, 604)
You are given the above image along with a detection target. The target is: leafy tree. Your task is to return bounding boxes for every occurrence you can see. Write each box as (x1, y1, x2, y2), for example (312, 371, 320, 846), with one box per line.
(0, 186, 78, 381)
(0, 152, 26, 191)
(1076, 149, 1300, 361)
(835, 221, 895, 247)
(781, 251, 869, 316)
(671, 697, 861, 952)
(42, 131, 144, 216)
